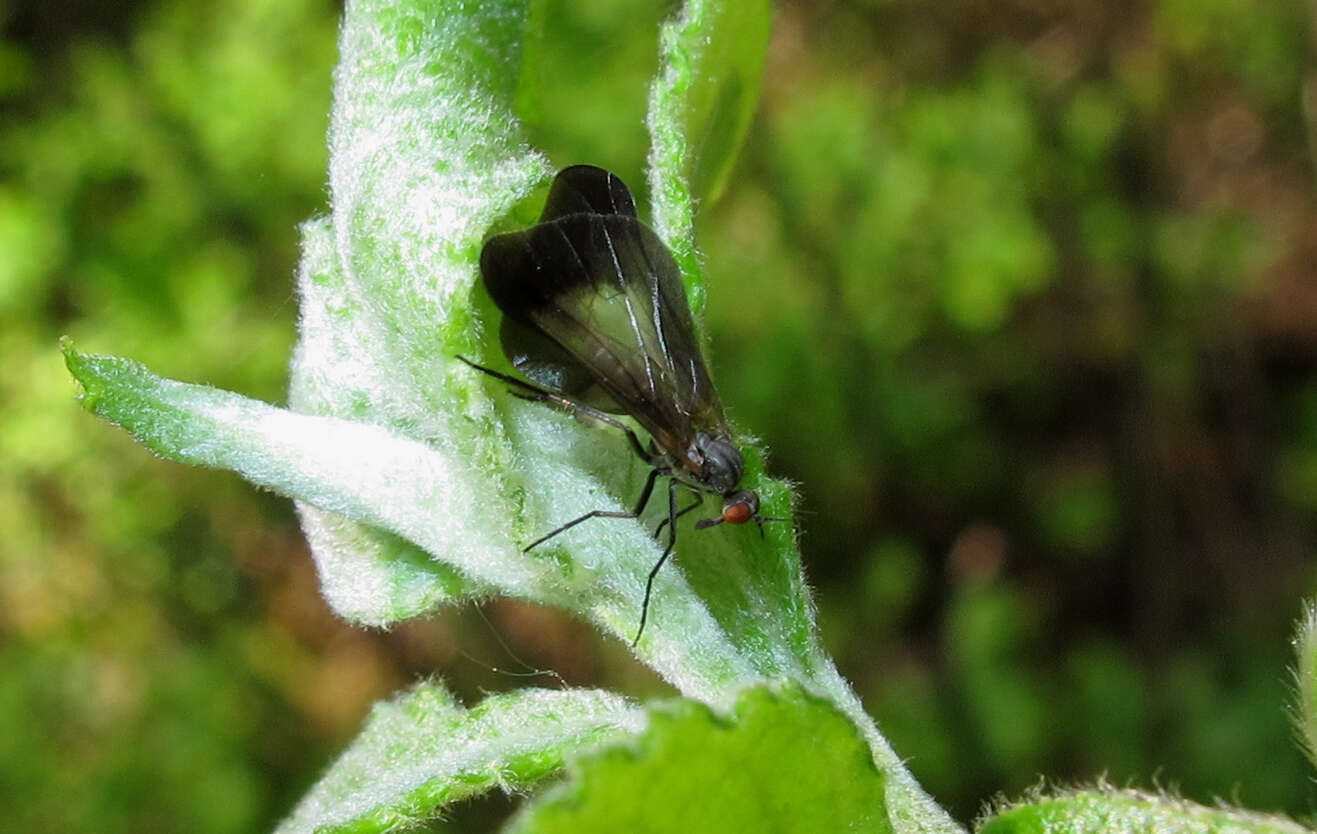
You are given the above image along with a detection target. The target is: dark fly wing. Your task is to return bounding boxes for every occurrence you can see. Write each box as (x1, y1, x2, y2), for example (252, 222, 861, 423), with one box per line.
(475, 166, 638, 412)
(498, 315, 623, 413)
(480, 212, 726, 468)
(539, 165, 637, 222)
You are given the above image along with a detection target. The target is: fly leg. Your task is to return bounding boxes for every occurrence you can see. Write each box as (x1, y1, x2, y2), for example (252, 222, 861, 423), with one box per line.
(457, 355, 651, 463)
(653, 492, 703, 539)
(633, 479, 679, 647)
(460, 354, 677, 647)
(521, 469, 659, 553)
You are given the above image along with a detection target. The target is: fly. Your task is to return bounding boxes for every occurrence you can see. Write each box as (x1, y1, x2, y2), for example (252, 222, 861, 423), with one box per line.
(459, 165, 781, 646)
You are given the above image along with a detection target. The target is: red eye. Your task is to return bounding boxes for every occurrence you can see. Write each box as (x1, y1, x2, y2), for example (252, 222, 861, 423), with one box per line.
(722, 500, 754, 525)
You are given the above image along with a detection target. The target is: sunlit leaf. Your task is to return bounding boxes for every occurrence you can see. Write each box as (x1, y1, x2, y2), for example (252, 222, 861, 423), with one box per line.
(506, 685, 890, 834)
(980, 788, 1311, 834)
(646, 0, 772, 311)
(277, 683, 642, 834)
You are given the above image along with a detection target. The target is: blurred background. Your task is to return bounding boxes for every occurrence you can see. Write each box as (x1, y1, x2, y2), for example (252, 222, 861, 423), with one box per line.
(5, 0, 1317, 830)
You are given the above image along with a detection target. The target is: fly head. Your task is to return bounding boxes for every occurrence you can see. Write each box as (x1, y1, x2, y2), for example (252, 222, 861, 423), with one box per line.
(689, 431, 744, 494)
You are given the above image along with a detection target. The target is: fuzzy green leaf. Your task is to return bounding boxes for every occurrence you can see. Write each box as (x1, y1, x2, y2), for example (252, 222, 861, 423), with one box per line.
(62, 342, 552, 611)
(646, 0, 772, 309)
(283, 0, 551, 623)
(1292, 600, 1317, 772)
(979, 788, 1312, 834)
(505, 685, 891, 834)
(276, 682, 643, 834)
(289, 215, 480, 624)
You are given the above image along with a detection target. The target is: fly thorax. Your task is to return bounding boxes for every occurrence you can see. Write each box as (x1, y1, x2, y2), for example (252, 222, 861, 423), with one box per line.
(689, 432, 743, 494)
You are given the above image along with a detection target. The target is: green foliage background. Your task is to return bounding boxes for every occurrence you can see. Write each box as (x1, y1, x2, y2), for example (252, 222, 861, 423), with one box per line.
(5, 0, 1317, 831)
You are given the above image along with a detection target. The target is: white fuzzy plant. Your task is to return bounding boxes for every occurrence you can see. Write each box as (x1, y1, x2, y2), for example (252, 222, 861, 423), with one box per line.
(62, 1, 960, 831)
(65, 1, 1317, 833)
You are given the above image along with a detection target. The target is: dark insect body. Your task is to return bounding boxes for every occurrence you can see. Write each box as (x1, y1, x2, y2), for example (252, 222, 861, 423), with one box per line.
(460, 165, 779, 646)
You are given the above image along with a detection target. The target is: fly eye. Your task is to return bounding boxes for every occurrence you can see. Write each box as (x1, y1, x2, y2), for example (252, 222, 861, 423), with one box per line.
(721, 491, 759, 525)
(722, 502, 754, 525)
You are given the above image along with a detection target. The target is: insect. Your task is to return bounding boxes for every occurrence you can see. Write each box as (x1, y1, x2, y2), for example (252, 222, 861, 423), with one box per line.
(460, 164, 780, 646)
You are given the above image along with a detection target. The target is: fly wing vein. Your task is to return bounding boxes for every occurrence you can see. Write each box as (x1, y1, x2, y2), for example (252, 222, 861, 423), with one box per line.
(600, 220, 662, 403)
(545, 220, 662, 419)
